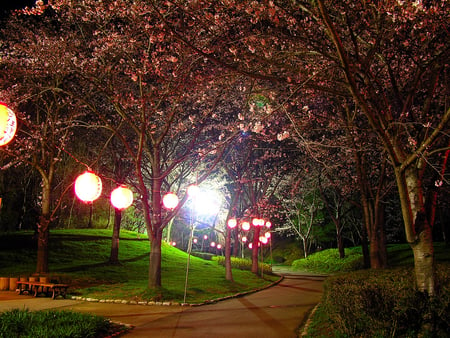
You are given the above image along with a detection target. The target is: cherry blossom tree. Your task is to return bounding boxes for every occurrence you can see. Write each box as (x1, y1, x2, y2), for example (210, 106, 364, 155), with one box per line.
(161, 0, 449, 296)
(0, 7, 87, 273)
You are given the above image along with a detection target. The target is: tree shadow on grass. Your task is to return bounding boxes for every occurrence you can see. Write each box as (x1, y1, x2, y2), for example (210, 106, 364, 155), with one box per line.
(54, 252, 149, 273)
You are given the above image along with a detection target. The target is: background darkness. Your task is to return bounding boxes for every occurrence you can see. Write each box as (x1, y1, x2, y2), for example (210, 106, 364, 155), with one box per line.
(1, 0, 40, 18)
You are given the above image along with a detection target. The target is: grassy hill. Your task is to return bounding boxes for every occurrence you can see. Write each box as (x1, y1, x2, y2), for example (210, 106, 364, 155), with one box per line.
(0, 229, 278, 304)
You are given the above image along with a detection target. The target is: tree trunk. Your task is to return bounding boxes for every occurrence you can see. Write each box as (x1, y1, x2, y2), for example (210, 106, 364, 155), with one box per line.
(225, 228, 233, 281)
(109, 208, 121, 264)
(36, 180, 51, 274)
(337, 225, 345, 259)
(251, 226, 261, 274)
(36, 215, 49, 274)
(149, 230, 163, 289)
(396, 166, 435, 295)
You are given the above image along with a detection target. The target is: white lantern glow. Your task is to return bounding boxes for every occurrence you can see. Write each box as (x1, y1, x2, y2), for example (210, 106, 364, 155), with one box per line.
(163, 192, 179, 209)
(0, 102, 17, 146)
(75, 171, 102, 203)
(227, 218, 237, 229)
(110, 185, 133, 210)
(242, 221, 250, 231)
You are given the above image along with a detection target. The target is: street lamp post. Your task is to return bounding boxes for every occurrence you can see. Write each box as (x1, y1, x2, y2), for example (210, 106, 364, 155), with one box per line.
(183, 184, 199, 304)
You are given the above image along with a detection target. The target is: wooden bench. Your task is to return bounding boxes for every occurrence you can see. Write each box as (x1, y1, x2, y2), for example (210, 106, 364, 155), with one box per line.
(16, 281, 69, 299)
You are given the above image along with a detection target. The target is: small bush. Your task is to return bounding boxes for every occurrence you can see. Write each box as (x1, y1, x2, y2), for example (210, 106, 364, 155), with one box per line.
(0, 309, 115, 338)
(317, 264, 450, 337)
(292, 247, 365, 273)
(191, 251, 215, 260)
(214, 256, 272, 275)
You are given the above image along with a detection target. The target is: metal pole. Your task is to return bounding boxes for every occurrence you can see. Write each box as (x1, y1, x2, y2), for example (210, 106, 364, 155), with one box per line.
(183, 224, 195, 304)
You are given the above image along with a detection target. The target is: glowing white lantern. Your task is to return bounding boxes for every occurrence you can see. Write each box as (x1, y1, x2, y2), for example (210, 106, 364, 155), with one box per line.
(259, 236, 268, 244)
(216, 244, 222, 250)
(75, 171, 102, 202)
(227, 218, 237, 229)
(110, 185, 133, 210)
(163, 192, 179, 209)
(0, 102, 17, 146)
(242, 221, 250, 231)
(264, 232, 271, 238)
(265, 221, 272, 228)
(242, 236, 247, 243)
(210, 241, 216, 247)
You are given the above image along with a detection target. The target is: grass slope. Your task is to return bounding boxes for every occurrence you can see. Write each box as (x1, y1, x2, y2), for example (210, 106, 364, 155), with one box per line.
(0, 229, 278, 304)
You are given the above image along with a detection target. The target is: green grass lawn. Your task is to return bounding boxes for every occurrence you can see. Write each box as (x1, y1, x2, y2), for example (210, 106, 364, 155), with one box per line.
(0, 229, 278, 304)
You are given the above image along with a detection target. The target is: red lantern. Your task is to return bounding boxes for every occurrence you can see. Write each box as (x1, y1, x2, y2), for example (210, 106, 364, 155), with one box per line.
(110, 185, 133, 210)
(75, 171, 102, 202)
(163, 192, 178, 209)
(0, 102, 17, 146)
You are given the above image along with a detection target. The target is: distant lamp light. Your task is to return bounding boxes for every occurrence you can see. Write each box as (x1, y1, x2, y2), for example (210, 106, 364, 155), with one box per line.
(242, 236, 247, 243)
(0, 102, 17, 146)
(110, 185, 133, 210)
(252, 218, 259, 226)
(242, 221, 250, 231)
(210, 241, 216, 247)
(265, 221, 272, 228)
(203, 235, 208, 240)
(248, 243, 253, 249)
(264, 232, 271, 238)
(163, 192, 179, 209)
(75, 171, 102, 203)
(259, 236, 268, 244)
(216, 244, 222, 250)
(227, 218, 237, 229)
(193, 238, 198, 244)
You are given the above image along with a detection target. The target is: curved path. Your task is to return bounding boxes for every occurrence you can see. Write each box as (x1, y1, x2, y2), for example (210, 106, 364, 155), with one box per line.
(0, 269, 325, 338)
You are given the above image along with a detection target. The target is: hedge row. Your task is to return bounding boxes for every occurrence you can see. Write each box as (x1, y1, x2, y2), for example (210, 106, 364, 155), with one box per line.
(318, 264, 450, 337)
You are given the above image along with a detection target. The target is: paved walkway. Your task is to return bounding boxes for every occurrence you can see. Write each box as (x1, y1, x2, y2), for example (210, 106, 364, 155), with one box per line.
(0, 268, 326, 337)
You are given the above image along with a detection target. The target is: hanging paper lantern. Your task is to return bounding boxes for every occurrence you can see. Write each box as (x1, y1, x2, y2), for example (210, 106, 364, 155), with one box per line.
(0, 102, 17, 146)
(242, 221, 250, 231)
(74, 171, 102, 202)
(227, 218, 237, 229)
(110, 185, 133, 210)
(264, 232, 271, 238)
(163, 192, 179, 209)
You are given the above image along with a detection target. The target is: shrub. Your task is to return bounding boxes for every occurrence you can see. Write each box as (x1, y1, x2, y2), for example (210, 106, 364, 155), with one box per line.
(0, 309, 115, 338)
(318, 264, 450, 337)
(292, 247, 365, 273)
(214, 256, 272, 275)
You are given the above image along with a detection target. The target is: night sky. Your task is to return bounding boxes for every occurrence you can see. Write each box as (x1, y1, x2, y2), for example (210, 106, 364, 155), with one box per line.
(0, 0, 40, 18)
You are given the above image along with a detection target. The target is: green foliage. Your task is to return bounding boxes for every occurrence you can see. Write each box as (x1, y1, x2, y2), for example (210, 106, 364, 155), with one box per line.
(214, 256, 272, 275)
(291, 247, 365, 273)
(312, 264, 450, 337)
(0, 309, 114, 338)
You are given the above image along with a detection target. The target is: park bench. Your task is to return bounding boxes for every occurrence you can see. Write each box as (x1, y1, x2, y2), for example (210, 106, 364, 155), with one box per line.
(16, 281, 69, 299)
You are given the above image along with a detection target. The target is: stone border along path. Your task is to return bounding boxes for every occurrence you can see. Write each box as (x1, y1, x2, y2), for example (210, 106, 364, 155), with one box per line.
(69, 275, 284, 307)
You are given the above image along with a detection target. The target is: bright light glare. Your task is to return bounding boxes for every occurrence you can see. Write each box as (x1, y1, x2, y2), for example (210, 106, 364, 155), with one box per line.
(190, 188, 221, 216)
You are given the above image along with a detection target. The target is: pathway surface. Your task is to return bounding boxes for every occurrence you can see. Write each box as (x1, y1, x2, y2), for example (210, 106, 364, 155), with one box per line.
(0, 268, 326, 338)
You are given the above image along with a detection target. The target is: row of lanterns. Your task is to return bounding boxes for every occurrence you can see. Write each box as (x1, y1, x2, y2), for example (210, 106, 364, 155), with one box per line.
(74, 171, 180, 211)
(74, 171, 133, 210)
